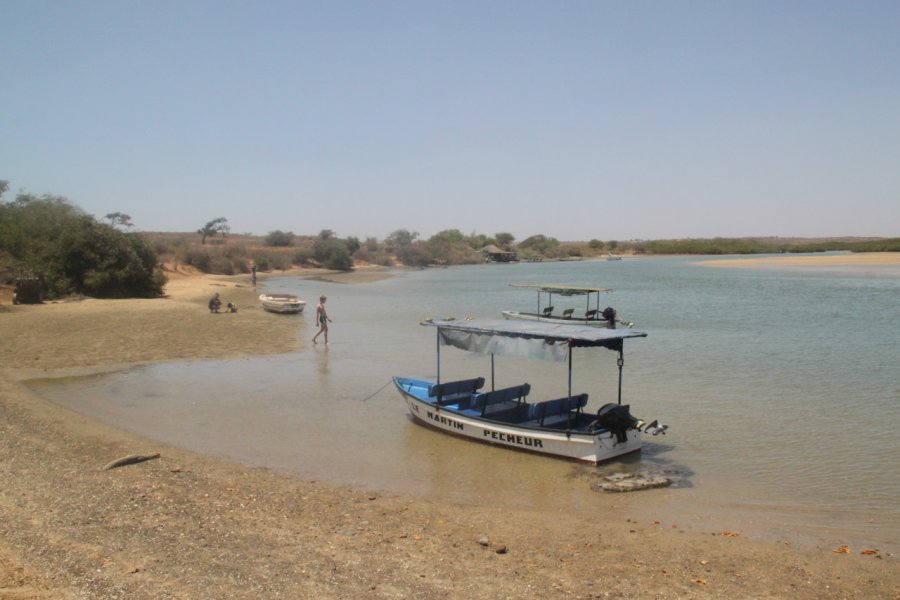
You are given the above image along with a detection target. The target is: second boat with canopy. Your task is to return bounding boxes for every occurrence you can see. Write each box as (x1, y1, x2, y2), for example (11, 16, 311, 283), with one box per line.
(501, 283, 634, 328)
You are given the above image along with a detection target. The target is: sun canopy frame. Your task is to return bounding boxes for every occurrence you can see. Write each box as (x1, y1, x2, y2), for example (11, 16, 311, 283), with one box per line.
(509, 284, 615, 316)
(421, 318, 646, 404)
(509, 283, 612, 295)
(421, 318, 645, 360)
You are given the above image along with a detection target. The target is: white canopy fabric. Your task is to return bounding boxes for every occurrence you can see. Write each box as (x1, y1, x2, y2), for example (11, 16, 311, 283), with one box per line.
(509, 283, 612, 295)
(421, 318, 646, 362)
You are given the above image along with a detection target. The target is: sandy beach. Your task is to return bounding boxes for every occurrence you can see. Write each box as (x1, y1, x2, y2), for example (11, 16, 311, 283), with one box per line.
(1, 268, 897, 599)
(697, 252, 900, 269)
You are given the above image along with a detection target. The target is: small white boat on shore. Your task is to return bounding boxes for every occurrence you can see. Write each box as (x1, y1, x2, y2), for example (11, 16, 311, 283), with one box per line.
(259, 293, 306, 314)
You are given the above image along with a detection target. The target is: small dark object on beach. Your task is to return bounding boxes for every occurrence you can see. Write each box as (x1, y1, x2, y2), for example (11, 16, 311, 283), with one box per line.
(102, 453, 161, 471)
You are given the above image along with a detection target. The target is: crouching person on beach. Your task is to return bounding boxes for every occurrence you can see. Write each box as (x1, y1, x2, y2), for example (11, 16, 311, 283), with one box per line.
(209, 293, 222, 313)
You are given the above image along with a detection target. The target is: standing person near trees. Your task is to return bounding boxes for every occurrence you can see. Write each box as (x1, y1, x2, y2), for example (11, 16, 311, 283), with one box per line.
(312, 295, 331, 344)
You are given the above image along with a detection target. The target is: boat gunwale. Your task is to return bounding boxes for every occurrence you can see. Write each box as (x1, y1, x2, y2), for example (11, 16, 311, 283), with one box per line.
(393, 376, 607, 439)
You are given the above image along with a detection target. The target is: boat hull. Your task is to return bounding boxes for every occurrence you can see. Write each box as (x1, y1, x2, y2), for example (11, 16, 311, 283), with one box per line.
(394, 377, 641, 464)
(500, 310, 613, 328)
(259, 294, 306, 314)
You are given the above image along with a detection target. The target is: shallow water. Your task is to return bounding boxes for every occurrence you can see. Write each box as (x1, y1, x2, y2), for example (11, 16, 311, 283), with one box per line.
(28, 256, 900, 551)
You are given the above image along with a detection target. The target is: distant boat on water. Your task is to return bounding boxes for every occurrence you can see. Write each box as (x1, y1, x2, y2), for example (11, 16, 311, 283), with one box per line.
(501, 284, 634, 328)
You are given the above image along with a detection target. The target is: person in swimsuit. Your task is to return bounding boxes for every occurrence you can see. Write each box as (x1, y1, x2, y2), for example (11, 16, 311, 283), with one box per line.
(312, 295, 331, 344)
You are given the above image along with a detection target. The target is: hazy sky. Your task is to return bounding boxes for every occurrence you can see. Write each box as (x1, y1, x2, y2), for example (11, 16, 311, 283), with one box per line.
(2, 1, 898, 242)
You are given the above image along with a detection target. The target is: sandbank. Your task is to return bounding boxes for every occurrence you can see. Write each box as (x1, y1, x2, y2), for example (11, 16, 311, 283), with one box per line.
(0, 268, 896, 598)
(697, 252, 900, 268)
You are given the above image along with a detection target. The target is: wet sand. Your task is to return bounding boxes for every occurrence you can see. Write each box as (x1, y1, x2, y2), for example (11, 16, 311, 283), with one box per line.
(0, 268, 896, 598)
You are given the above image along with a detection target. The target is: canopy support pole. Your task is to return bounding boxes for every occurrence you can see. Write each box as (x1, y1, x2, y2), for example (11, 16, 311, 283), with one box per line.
(567, 345, 573, 399)
(436, 329, 441, 384)
(491, 354, 496, 391)
(617, 348, 624, 404)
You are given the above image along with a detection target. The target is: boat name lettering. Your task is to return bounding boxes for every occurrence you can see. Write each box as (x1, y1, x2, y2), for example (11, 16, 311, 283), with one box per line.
(426, 411, 464, 431)
(483, 430, 543, 448)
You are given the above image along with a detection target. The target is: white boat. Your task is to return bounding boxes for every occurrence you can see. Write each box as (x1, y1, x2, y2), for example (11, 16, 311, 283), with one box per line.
(501, 284, 634, 328)
(394, 318, 666, 464)
(259, 293, 306, 314)
(607, 252, 622, 261)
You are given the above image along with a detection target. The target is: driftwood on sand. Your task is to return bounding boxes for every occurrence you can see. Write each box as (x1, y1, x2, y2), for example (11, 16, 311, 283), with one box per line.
(102, 453, 161, 471)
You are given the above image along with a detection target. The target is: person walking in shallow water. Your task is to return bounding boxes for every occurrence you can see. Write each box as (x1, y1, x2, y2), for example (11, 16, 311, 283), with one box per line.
(312, 295, 331, 344)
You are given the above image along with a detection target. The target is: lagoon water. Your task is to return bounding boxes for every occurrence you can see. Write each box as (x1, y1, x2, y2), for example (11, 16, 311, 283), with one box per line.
(29, 256, 900, 551)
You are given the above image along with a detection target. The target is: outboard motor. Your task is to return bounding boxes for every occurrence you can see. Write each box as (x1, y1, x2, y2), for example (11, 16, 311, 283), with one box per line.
(594, 403, 668, 444)
(601, 307, 617, 328)
(595, 403, 638, 444)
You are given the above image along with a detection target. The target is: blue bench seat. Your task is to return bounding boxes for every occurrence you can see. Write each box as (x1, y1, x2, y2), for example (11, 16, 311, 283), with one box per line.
(471, 383, 531, 416)
(527, 394, 589, 426)
(428, 377, 485, 405)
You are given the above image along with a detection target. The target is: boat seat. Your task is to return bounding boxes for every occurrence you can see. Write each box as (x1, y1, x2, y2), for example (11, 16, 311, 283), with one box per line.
(428, 377, 485, 405)
(585, 309, 598, 319)
(561, 308, 574, 319)
(542, 306, 554, 317)
(472, 384, 531, 416)
(528, 394, 589, 426)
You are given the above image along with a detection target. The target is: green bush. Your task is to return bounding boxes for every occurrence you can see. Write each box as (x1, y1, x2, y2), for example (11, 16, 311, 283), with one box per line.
(0, 191, 164, 298)
(292, 247, 315, 266)
(396, 244, 432, 267)
(265, 230, 294, 247)
(180, 248, 212, 272)
(313, 238, 353, 271)
(353, 247, 393, 267)
(209, 256, 236, 275)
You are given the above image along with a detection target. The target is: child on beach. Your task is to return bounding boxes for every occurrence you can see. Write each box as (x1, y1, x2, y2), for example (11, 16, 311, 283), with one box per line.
(312, 295, 331, 344)
(208, 293, 222, 313)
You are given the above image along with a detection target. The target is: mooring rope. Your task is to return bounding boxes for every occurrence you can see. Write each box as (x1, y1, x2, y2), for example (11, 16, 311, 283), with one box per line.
(361, 378, 393, 402)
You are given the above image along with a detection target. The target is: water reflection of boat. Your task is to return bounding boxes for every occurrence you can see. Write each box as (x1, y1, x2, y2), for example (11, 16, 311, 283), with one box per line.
(393, 318, 666, 464)
(259, 293, 306, 314)
(501, 284, 634, 328)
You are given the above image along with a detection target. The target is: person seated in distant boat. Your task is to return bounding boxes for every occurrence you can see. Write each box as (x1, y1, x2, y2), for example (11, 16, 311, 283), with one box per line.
(208, 292, 222, 313)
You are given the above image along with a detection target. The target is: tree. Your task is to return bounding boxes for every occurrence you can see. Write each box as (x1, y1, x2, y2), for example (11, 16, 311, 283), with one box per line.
(427, 229, 466, 245)
(589, 239, 605, 251)
(495, 232, 515, 249)
(104, 212, 134, 229)
(313, 237, 352, 271)
(395, 242, 432, 267)
(518, 234, 560, 256)
(265, 230, 294, 247)
(197, 217, 229, 244)
(426, 229, 482, 265)
(385, 229, 418, 251)
(0, 192, 164, 298)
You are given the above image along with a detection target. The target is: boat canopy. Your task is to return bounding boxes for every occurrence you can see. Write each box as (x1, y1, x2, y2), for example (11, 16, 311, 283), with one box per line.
(421, 318, 646, 362)
(509, 283, 612, 295)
